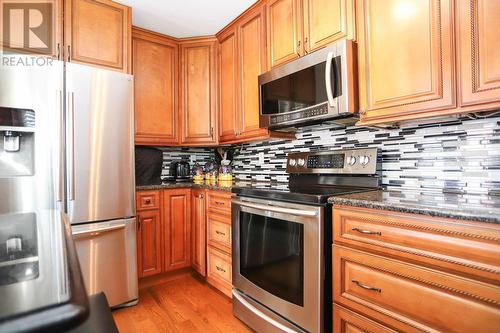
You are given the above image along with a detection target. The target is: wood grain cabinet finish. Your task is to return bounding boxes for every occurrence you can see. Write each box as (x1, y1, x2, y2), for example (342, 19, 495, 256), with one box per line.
(457, 0, 500, 111)
(191, 189, 207, 276)
(64, 0, 131, 72)
(332, 205, 500, 284)
(217, 4, 295, 144)
(133, 28, 179, 145)
(218, 28, 239, 143)
(162, 189, 191, 271)
(136, 209, 162, 278)
(302, 0, 356, 53)
(207, 214, 232, 254)
(207, 191, 232, 216)
(266, 0, 302, 68)
(356, 0, 456, 125)
(333, 245, 500, 333)
(179, 39, 218, 145)
(333, 305, 397, 333)
(207, 246, 232, 298)
(237, 5, 270, 140)
(136, 190, 160, 211)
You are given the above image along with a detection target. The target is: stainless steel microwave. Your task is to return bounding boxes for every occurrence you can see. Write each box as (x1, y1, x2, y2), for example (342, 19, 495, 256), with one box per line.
(259, 39, 357, 129)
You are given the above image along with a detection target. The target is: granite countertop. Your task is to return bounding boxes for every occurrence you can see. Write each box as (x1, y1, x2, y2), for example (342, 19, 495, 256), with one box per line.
(328, 190, 500, 224)
(136, 180, 236, 192)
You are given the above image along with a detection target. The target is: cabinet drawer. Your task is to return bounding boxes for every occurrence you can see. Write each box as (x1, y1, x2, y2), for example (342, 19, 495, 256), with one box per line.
(333, 245, 500, 333)
(333, 205, 500, 283)
(136, 190, 160, 211)
(208, 215, 231, 253)
(207, 247, 232, 297)
(207, 191, 231, 214)
(333, 304, 396, 333)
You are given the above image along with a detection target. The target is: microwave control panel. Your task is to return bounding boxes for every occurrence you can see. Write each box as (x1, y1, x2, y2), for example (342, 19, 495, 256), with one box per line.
(269, 103, 329, 125)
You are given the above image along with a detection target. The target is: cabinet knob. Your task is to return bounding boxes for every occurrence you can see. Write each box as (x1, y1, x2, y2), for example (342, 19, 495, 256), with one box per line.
(145, 198, 151, 204)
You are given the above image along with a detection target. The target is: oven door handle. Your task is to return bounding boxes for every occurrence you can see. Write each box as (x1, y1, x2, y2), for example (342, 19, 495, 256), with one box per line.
(233, 199, 317, 217)
(232, 290, 301, 333)
(325, 50, 336, 107)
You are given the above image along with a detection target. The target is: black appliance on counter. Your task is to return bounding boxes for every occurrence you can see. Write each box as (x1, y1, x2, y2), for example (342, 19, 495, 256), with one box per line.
(168, 161, 191, 182)
(231, 148, 379, 333)
(135, 147, 163, 186)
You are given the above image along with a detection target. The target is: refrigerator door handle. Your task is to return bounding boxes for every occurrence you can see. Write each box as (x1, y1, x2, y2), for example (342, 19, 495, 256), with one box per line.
(72, 224, 126, 239)
(57, 89, 65, 204)
(67, 91, 76, 201)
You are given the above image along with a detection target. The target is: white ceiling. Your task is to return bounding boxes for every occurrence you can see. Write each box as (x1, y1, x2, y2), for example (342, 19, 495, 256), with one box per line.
(116, 0, 257, 38)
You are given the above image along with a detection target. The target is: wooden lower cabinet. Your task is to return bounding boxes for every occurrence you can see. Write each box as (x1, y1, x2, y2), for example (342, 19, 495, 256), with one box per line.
(191, 189, 207, 276)
(136, 189, 233, 297)
(207, 246, 232, 298)
(333, 305, 396, 333)
(136, 209, 162, 278)
(162, 189, 191, 271)
(332, 206, 500, 333)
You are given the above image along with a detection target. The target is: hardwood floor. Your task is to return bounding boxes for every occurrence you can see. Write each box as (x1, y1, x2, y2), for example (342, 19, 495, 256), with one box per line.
(112, 269, 254, 333)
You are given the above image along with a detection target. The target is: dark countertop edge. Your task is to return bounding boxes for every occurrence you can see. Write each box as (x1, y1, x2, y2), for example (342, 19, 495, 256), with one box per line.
(136, 182, 233, 192)
(328, 195, 500, 225)
(0, 213, 89, 333)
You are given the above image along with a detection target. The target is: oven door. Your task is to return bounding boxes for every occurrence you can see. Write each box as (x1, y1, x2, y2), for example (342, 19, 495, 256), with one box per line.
(232, 197, 324, 333)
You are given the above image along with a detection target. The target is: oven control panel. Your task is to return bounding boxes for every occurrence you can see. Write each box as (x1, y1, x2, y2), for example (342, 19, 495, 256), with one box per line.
(286, 148, 378, 174)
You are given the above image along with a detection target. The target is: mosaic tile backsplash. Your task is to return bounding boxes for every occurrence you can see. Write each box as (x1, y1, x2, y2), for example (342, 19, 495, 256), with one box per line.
(158, 115, 500, 196)
(159, 147, 213, 179)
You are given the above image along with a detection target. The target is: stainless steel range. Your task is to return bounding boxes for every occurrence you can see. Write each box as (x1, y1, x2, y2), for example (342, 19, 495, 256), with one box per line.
(231, 148, 379, 333)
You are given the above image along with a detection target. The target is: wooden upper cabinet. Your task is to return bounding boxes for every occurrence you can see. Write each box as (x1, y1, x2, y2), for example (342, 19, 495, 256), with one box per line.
(457, 0, 500, 111)
(133, 28, 179, 145)
(238, 6, 269, 139)
(180, 39, 218, 145)
(267, 0, 302, 68)
(163, 189, 191, 271)
(136, 209, 162, 278)
(302, 0, 355, 53)
(64, 0, 131, 72)
(191, 189, 206, 276)
(218, 29, 239, 142)
(357, 0, 455, 125)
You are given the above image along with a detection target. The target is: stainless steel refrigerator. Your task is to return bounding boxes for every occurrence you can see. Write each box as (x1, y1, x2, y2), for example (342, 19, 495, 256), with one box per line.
(0, 56, 138, 308)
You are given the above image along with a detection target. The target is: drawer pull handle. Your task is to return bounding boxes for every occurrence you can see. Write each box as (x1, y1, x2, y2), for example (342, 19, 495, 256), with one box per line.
(216, 230, 226, 236)
(216, 266, 226, 273)
(215, 201, 225, 206)
(352, 227, 381, 236)
(352, 279, 381, 293)
(144, 198, 151, 204)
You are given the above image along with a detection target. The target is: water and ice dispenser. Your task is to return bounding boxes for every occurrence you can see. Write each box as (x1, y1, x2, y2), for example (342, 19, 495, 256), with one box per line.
(0, 107, 35, 177)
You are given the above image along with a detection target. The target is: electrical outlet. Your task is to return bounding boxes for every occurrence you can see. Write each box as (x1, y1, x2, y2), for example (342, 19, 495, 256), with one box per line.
(258, 152, 264, 164)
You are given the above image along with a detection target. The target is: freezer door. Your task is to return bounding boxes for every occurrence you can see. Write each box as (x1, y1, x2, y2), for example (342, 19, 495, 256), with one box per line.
(72, 218, 138, 307)
(0, 56, 64, 215)
(66, 63, 135, 224)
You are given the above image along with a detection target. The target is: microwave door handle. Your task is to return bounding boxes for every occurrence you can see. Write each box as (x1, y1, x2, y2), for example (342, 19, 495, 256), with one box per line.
(325, 51, 336, 107)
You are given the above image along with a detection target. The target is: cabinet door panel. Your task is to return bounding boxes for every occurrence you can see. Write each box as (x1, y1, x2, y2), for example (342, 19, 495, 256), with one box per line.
(218, 30, 239, 142)
(191, 190, 206, 276)
(133, 32, 178, 145)
(137, 210, 162, 277)
(458, 0, 500, 110)
(303, 0, 353, 53)
(267, 0, 302, 68)
(163, 189, 191, 271)
(239, 7, 269, 139)
(180, 41, 217, 145)
(65, 0, 130, 72)
(357, 0, 455, 124)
